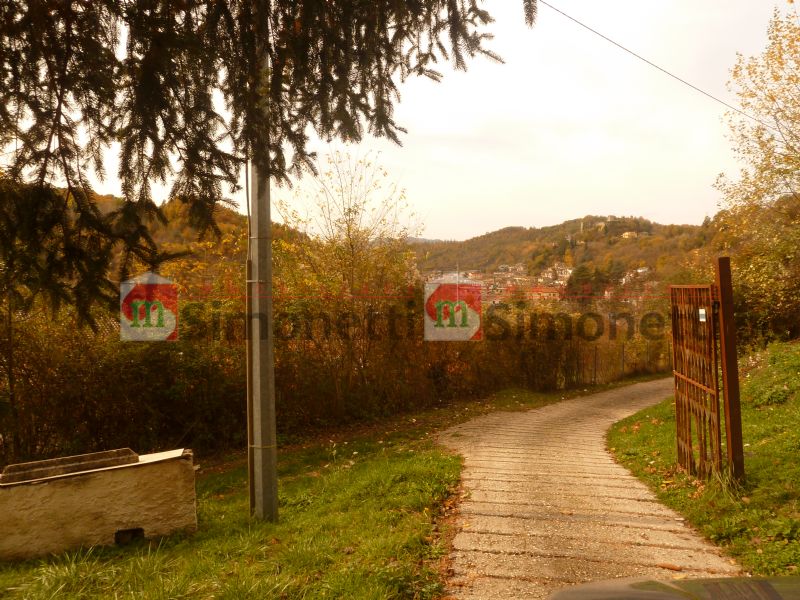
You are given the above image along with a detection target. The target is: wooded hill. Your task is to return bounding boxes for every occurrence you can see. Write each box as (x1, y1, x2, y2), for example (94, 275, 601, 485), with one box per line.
(93, 193, 299, 262)
(411, 215, 711, 283)
(92, 196, 710, 286)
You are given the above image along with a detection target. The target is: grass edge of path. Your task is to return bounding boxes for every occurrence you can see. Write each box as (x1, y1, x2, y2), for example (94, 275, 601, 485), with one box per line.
(607, 342, 800, 577)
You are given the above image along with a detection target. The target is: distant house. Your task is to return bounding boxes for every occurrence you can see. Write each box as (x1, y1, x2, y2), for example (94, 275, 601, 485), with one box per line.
(620, 266, 651, 286)
(424, 270, 445, 282)
(643, 280, 661, 293)
(552, 262, 573, 283)
(529, 286, 562, 302)
(621, 231, 638, 239)
(426, 272, 483, 285)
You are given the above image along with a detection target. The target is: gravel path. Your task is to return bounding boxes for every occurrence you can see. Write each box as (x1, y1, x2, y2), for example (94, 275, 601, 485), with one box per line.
(438, 378, 739, 600)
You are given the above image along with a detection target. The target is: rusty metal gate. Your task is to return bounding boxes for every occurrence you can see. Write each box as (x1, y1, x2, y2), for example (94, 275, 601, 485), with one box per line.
(670, 285, 721, 477)
(669, 257, 745, 480)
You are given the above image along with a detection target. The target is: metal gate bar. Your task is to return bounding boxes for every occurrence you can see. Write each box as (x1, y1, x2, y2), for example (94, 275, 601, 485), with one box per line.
(670, 285, 722, 477)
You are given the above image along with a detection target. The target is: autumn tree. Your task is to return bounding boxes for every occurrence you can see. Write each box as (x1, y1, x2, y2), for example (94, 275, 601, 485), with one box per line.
(275, 152, 419, 416)
(717, 9, 800, 206)
(713, 8, 800, 339)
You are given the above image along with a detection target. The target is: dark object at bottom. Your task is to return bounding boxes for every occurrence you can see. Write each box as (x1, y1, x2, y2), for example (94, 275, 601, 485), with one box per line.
(549, 576, 800, 600)
(114, 528, 145, 545)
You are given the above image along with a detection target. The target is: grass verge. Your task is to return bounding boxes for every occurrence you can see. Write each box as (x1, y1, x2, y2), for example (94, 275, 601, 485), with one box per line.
(607, 342, 800, 576)
(0, 439, 460, 599)
(0, 372, 666, 598)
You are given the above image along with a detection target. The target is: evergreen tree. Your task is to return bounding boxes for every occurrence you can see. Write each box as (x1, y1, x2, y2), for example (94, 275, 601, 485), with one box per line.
(0, 0, 537, 318)
(566, 264, 593, 303)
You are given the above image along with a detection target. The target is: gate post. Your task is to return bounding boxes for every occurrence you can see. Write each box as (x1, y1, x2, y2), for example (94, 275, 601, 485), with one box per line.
(715, 257, 745, 481)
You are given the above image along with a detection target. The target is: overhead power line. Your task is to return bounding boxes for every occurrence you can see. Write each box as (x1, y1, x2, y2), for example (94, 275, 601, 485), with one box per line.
(539, 0, 778, 133)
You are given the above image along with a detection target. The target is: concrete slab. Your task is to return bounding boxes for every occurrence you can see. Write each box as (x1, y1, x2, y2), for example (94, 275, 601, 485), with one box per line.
(0, 448, 197, 561)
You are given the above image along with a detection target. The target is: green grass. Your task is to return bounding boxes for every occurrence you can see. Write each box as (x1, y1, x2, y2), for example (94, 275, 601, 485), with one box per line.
(607, 341, 800, 576)
(0, 373, 665, 599)
(0, 437, 460, 599)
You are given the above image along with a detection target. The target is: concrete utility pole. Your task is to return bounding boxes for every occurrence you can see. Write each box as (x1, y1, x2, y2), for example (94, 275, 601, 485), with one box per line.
(246, 0, 278, 521)
(247, 161, 278, 521)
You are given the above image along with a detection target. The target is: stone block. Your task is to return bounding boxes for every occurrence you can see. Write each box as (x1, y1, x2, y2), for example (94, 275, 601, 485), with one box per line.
(0, 448, 197, 561)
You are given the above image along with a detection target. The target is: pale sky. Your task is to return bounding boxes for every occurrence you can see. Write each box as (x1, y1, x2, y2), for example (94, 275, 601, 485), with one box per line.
(284, 1, 785, 240)
(98, 1, 786, 241)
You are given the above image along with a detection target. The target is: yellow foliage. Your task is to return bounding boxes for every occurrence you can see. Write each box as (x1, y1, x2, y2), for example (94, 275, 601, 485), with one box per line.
(707, 10, 800, 340)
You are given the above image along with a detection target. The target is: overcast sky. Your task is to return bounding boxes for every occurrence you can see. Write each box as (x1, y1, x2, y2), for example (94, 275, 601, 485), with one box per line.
(287, 1, 787, 240)
(98, 1, 786, 241)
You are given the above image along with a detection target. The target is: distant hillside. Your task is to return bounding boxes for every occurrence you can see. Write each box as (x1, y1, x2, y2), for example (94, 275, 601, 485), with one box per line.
(93, 193, 299, 256)
(412, 215, 710, 283)
(406, 236, 447, 244)
(92, 195, 710, 286)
